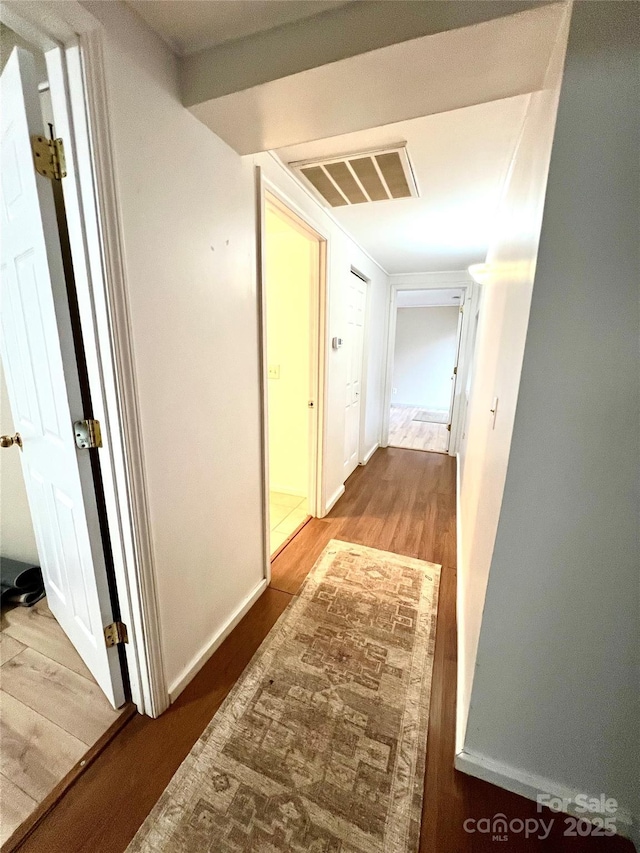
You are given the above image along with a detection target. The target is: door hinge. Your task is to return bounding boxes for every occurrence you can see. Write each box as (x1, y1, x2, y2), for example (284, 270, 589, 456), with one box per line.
(447, 423, 452, 432)
(31, 135, 67, 180)
(453, 366, 458, 375)
(74, 419, 103, 449)
(104, 621, 128, 647)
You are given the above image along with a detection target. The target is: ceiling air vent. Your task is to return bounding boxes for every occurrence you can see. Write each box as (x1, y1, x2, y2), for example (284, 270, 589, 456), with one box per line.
(291, 144, 419, 208)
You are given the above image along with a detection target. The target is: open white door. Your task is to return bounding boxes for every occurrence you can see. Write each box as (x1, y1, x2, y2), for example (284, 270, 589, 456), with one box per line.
(0, 48, 125, 708)
(343, 272, 366, 478)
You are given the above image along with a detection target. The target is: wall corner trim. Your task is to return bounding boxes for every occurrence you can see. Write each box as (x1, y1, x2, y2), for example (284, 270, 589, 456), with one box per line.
(168, 578, 268, 702)
(324, 484, 346, 516)
(455, 749, 638, 849)
(360, 443, 379, 466)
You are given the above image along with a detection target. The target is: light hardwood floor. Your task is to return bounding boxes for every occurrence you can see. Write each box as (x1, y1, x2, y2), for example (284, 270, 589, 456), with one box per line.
(269, 491, 309, 555)
(388, 405, 450, 453)
(0, 599, 124, 845)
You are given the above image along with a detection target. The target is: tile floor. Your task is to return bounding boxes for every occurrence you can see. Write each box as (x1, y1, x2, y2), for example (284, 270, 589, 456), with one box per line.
(269, 492, 310, 555)
(0, 599, 124, 844)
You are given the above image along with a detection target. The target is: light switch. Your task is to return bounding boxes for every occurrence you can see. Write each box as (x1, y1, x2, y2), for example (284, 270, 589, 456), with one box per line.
(268, 365, 280, 379)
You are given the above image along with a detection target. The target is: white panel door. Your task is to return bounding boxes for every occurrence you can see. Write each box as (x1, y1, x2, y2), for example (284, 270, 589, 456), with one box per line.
(0, 48, 125, 707)
(343, 273, 366, 478)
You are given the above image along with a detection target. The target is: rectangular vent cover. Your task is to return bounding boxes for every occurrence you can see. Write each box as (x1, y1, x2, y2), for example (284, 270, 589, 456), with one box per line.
(291, 145, 419, 208)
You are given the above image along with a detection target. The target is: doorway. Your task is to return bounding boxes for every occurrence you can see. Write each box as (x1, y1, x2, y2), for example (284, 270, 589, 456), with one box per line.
(387, 289, 464, 454)
(261, 193, 325, 557)
(0, 34, 131, 846)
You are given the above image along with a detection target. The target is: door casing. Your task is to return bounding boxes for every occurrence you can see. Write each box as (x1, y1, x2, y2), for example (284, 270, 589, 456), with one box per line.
(382, 272, 477, 456)
(1, 1, 167, 716)
(256, 175, 328, 582)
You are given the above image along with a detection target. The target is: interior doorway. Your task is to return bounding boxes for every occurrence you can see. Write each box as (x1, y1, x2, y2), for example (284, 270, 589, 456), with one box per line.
(387, 289, 464, 454)
(0, 34, 131, 846)
(261, 193, 325, 557)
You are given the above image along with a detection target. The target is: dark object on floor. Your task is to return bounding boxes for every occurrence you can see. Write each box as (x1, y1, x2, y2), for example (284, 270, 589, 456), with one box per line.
(1, 557, 45, 607)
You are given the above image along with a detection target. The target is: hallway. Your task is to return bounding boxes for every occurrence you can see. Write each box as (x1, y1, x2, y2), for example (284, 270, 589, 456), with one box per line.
(17, 449, 632, 852)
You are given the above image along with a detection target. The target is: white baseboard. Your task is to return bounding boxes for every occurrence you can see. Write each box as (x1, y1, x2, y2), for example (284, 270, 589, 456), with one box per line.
(168, 578, 268, 702)
(454, 451, 467, 755)
(360, 442, 379, 465)
(456, 750, 638, 850)
(324, 484, 345, 515)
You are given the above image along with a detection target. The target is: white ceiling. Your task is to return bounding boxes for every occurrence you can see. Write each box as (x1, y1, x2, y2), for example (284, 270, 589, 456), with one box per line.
(128, 1, 351, 56)
(276, 94, 530, 274)
(397, 289, 464, 308)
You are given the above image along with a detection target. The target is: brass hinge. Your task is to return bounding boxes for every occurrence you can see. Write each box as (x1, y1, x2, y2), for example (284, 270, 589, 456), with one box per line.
(104, 621, 128, 647)
(453, 366, 458, 375)
(31, 135, 67, 180)
(73, 419, 102, 449)
(447, 424, 452, 432)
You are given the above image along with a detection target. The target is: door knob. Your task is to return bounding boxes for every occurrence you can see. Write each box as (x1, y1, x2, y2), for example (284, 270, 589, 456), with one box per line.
(0, 433, 22, 450)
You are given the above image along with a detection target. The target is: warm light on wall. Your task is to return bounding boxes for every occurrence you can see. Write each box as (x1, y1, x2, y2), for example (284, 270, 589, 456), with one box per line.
(467, 263, 491, 284)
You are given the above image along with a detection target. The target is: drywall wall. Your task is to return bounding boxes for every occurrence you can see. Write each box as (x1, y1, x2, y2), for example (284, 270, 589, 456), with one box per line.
(265, 207, 313, 497)
(461, 1, 640, 840)
(392, 306, 458, 410)
(0, 363, 38, 564)
(82, 0, 265, 695)
(181, 1, 547, 103)
(456, 2, 570, 745)
(187, 5, 566, 154)
(256, 153, 390, 506)
(79, 1, 389, 697)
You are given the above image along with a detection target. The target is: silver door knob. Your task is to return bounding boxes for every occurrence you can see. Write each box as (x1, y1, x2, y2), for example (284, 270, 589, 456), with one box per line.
(0, 432, 22, 450)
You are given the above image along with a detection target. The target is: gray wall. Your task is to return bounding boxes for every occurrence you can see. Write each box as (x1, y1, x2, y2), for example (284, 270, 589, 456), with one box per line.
(392, 306, 459, 410)
(464, 0, 639, 835)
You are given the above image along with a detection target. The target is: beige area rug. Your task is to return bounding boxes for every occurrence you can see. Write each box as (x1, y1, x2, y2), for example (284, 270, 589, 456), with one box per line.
(128, 540, 441, 853)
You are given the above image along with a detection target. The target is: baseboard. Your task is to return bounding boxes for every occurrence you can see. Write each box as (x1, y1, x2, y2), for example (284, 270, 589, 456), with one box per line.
(360, 442, 379, 465)
(325, 484, 345, 515)
(269, 485, 307, 499)
(455, 749, 638, 850)
(454, 452, 467, 755)
(168, 578, 268, 702)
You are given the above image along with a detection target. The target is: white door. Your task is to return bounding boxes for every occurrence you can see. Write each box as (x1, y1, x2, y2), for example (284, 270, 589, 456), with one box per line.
(444, 303, 465, 452)
(343, 273, 366, 477)
(0, 48, 125, 708)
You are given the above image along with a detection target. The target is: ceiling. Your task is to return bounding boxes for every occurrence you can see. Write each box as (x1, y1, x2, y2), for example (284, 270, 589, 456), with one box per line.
(128, 1, 351, 56)
(276, 94, 530, 274)
(397, 289, 464, 308)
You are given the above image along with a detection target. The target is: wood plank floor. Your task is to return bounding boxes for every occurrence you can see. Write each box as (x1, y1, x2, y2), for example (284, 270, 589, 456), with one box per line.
(15, 449, 634, 852)
(0, 599, 125, 845)
(388, 405, 450, 453)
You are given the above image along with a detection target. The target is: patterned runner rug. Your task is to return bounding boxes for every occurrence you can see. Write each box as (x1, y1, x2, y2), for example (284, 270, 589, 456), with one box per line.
(128, 540, 441, 853)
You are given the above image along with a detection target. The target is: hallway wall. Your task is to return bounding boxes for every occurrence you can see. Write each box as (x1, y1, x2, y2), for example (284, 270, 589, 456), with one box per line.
(392, 306, 458, 410)
(461, 2, 640, 839)
(456, 1, 570, 743)
(82, 0, 389, 700)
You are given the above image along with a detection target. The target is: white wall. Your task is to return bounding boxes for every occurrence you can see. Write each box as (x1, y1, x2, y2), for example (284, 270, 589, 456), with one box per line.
(392, 306, 458, 410)
(83, 0, 265, 697)
(257, 154, 390, 507)
(456, 1, 571, 747)
(0, 363, 38, 564)
(265, 209, 313, 497)
(81, 1, 389, 698)
(460, 2, 640, 841)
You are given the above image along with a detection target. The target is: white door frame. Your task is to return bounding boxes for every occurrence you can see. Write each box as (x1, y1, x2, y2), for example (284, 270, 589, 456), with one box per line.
(256, 171, 328, 578)
(381, 271, 476, 456)
(1, 2, 167, 716)
(352, 267, 371, 466)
